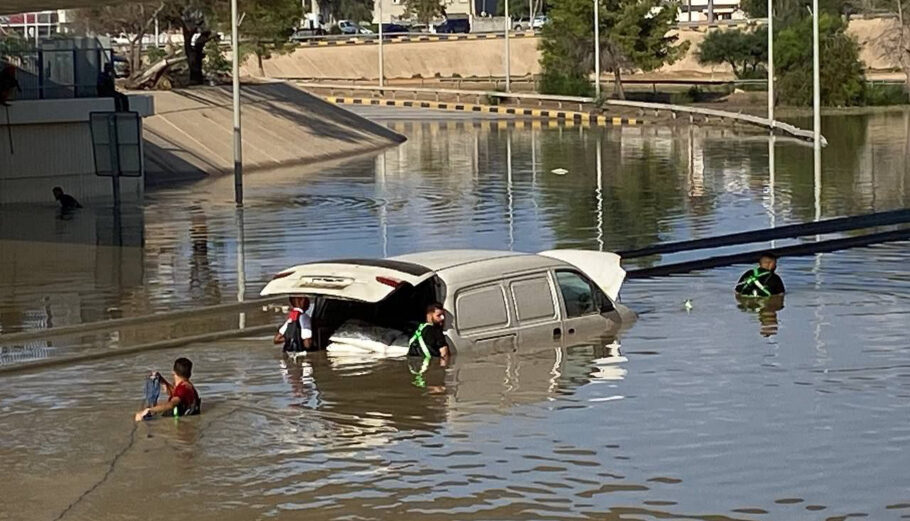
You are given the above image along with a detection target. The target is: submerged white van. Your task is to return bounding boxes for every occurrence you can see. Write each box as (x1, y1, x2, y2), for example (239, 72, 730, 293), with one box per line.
(260, 250, 636, 354)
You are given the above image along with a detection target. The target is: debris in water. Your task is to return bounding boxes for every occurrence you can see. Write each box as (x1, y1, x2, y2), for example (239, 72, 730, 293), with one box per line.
(551, 168, 569, 176)
(684, 299, 693, 312)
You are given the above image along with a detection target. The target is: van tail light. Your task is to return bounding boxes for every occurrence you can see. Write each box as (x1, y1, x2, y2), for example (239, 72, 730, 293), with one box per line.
(376, 276, 403, 288)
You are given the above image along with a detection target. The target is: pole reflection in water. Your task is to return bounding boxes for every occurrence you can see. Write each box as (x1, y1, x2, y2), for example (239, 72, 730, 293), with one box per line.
(596, 134, 604, 252)
(769, 134, 776, 248)
(235, 207, 246, 330)
(507, 132, 514, 251)
(376, 153, 389, 258)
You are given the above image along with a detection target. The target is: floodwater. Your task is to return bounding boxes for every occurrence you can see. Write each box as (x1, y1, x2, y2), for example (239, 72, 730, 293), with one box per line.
(1, 111, 909, 520)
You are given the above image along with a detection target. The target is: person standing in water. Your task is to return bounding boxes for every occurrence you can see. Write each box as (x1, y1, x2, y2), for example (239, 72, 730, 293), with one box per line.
(274, 295, 314, 352)
(135, 358, 201, 421)
(735, 252, 786, 297)
(52, 186, 82, 211)
(408, 302, 450, 360)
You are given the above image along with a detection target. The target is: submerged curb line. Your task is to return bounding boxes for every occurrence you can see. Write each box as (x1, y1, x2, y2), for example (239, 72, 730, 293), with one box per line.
(297, 31, 536, 47)
(323, 96, 641, 126)
(0, 325, 277, 376)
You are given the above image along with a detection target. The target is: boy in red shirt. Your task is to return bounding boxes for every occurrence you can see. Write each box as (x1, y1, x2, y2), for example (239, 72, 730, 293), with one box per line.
(134, 357, 201, 421)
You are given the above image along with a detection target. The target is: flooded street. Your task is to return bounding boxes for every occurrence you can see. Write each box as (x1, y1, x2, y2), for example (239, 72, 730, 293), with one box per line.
(1, 111, 910, 520)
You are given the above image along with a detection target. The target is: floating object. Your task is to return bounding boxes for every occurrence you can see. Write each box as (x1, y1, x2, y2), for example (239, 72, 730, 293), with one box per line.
(550, 168, 568, 176)
(684, 299, 693, 312)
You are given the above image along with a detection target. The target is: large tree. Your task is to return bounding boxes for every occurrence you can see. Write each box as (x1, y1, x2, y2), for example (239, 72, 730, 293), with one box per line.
(698, 27, 768, 79)
(402, 0, 445, 26)
(160, 0, 219, 85)
(223, 0, 299, 74)
(71, 2, 166, 79)
(321, 0, 375, 21)
(540, 0, 687, 98)
(775, 13, 865, 106)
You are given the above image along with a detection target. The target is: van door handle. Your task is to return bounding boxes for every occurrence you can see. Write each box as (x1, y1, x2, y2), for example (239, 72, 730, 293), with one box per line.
(553, 328, 562, 339)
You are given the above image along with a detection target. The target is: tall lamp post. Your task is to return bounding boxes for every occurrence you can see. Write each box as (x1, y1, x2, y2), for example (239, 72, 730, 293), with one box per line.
(593, 0, 600, 98)
(505, 0, 511, 91)
(231, 0, 243, 206)
(767, 0, 774, 123)
(378, 0, 384, 88)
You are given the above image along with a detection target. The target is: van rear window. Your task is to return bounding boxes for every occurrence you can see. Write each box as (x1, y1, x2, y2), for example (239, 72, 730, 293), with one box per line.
(456, 284, 509, 332)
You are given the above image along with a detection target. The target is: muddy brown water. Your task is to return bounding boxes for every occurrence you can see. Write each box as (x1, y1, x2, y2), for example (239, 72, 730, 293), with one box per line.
(1, 112, 909, 520)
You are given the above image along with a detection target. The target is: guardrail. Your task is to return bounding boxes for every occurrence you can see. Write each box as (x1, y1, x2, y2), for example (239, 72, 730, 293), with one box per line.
(288, 30, 536, 47)
(295, 81, 827, 144)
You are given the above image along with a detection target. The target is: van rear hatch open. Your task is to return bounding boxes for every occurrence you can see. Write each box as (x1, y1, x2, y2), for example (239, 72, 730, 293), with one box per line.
(259, 259, 436, 303)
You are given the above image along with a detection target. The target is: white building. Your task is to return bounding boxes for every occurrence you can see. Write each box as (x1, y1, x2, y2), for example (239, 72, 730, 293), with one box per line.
(373, 0, 479, 24)
(0, 10, 71, 42)
(677, 0, 747, 23)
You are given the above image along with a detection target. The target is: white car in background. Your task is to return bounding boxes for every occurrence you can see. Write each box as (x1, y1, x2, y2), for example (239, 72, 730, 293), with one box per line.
(261, 249, 635, 355)
(531, 15, 549, 29)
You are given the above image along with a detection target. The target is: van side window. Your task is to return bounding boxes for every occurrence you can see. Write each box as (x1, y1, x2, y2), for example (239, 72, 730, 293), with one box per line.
(455, 284, 510, 332)
(510, 276, 557, 323)
(555, 270, 612, 318)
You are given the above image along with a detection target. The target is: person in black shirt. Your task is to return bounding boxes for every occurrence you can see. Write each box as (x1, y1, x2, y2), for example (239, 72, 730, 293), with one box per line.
(735, 252, 785, 297)
(52, 186, 82, 211)
(408, 302, 450, 359)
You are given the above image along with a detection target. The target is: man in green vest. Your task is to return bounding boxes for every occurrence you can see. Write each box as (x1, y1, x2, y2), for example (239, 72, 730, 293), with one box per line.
(735, 252, 786, 297)
(408, 302, 450, 360)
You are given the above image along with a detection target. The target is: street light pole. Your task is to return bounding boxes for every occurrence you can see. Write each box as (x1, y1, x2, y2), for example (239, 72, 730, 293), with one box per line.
(231, 0, 243, 206)
(505, 0, 511, 91)
(378, 0, 384, 87)
(812, 0, 820, 150)
(767, 0, 773, 123)
(812, 0, 821, 222)
(593, 0, 600, 98)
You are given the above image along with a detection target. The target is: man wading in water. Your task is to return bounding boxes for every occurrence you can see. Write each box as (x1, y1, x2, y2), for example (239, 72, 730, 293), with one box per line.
(735, 252, 786, 297)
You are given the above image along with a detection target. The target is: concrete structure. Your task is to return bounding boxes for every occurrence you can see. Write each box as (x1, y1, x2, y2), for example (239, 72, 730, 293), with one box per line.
(0, 95, 154, 204)
(373, 0, 479, 23)
(246, 37, 539, 80)
(678, 0, 746, 23)
(142, 82, 405, 184)
(0, 10, 71, 42)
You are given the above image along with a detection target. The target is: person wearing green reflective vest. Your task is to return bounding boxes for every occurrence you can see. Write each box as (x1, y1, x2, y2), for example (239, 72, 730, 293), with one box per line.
(408, 302, 450, 360)
(735, 252, 786, 297)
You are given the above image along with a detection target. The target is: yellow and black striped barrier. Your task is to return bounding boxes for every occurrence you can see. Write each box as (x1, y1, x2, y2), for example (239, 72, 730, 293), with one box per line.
(298, 31, 537, 48)
(323, 96, 640, 126)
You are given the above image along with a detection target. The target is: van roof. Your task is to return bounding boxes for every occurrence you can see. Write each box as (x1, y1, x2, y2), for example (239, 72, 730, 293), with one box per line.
(389, 250, 529, 272)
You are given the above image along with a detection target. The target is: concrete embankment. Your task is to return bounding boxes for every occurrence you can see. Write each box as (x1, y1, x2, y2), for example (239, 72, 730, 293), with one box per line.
(250, 18, 901, 82)
(245, 37, 540, 80)
(142, 82, 405, 184)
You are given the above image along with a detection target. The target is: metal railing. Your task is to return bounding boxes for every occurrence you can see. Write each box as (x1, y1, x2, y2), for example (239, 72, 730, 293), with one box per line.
(294, 81, 826, 144)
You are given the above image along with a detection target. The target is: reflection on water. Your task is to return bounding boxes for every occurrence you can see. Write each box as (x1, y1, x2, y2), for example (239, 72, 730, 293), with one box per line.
(1, 111, 910, 520)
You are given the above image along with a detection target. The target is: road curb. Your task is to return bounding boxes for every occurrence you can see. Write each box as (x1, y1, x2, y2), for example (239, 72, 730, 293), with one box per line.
(323, 96, 641, 126)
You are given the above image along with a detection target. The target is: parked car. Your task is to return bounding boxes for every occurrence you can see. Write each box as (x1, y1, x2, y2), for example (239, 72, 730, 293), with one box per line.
(512, 17, 530, 30)
(337, 20, 366, 35)
(531, 15, 548, 29)
(260, 249, 635, 355)
(435, 17, 471, 33)
(381, 23, 410, 35)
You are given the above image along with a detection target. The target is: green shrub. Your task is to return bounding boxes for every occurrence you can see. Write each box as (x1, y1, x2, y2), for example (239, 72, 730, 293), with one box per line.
(864, 83, 908, 106)
(203, 39, 230, 78)
(538, 71, 594, 97)
(776, 14, 864, 107)
(146, 46, 167, 64)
